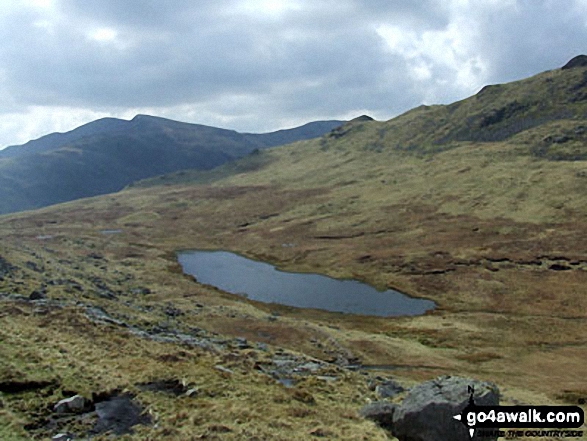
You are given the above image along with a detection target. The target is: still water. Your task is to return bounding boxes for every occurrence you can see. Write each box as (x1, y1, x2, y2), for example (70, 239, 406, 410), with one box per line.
(177, 250, 435, 317)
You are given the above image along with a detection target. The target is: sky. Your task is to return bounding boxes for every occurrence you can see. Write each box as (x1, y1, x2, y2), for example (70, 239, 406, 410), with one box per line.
(1, 0, 587, 148)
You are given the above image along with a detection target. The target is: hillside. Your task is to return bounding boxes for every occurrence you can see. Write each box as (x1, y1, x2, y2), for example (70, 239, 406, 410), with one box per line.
(0, 59, 587, 439)
(0, 115, 343, 214)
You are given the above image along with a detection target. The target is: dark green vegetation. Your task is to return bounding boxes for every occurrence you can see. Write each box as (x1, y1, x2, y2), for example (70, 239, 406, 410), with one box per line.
(1, 58, 587, 440)
(0, 115, 342, 214)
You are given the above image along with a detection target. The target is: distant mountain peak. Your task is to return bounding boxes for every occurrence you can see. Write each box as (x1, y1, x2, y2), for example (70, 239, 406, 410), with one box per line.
(131, 114, 165, 121)
(0, 116, 343, 214)
(562, 55, 587, 70)
(130, 114, 165, 124)
(350, 115, 374, 122)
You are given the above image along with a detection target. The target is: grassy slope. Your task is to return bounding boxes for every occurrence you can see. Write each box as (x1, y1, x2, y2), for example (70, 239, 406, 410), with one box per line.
(1, 64, 587, 439)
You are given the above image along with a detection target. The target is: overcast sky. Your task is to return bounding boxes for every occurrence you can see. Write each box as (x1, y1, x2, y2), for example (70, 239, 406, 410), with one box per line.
(1, 0, 586, 148)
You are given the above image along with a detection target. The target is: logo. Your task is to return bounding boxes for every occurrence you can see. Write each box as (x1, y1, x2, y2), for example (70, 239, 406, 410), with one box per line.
(453, 386, 585, 439)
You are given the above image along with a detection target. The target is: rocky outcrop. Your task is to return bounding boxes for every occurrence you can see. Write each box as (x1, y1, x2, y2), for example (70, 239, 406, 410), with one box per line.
(361, 375, 500, 441)
(359, 401, 398, 430)
(562, 55, 587, 70)
(54, 395, 89, 414)
(92, 393, 151, 436)
(327, 115, 374, 139)
(45, 392, 151, 438)
(376, 379, 405, 399)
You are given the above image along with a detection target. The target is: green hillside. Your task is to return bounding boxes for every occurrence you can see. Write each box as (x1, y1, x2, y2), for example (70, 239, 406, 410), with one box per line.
(1, 59, 587, 440)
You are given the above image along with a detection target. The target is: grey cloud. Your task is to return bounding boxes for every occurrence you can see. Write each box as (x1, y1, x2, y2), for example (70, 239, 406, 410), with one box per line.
(2, 0, 435, 111)
(348, 0, 450, 28)
(57, 0, 218, 31)
(0, 0, 586, 144)
(467, 0, 587, 82)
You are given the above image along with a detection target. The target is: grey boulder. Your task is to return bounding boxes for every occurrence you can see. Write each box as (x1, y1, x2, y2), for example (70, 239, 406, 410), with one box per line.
(391, 375, 500, 441)
(360, 401, 398, 430)
(376, 379, 405, 399)
(54, 395, 88, 414)
(52, 434, 74, 441)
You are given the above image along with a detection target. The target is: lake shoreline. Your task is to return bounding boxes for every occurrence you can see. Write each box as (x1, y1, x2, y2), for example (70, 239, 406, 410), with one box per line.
(177, 249, 436, 317)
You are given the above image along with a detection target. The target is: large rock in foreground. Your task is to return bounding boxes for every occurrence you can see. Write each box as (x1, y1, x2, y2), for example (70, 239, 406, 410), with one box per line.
(392, 375, 500, 441)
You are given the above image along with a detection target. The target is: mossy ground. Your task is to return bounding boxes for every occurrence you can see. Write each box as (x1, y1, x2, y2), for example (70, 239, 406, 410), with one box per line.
(2, 137, 587, 439)
(2, 66, 587, 439)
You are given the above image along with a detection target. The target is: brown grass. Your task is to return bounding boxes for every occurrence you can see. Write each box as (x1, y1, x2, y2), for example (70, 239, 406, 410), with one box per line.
(3, 71, 587, 437)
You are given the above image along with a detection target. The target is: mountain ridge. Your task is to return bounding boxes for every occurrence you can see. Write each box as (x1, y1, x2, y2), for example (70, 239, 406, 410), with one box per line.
(0, 116, 344, 214)
(0, 57, 586, 440)
(137, 57, 587, 191)
(0, 115, 344, 158)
